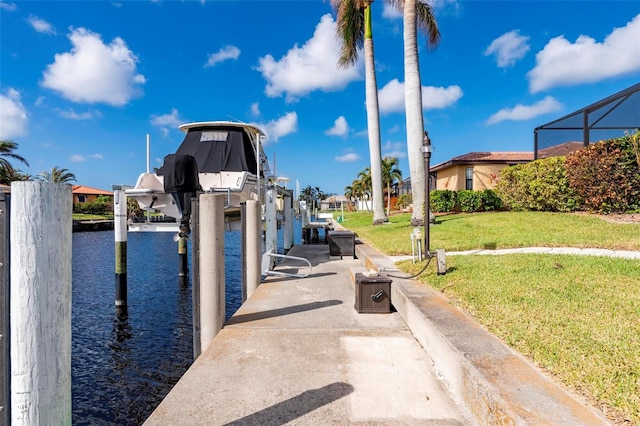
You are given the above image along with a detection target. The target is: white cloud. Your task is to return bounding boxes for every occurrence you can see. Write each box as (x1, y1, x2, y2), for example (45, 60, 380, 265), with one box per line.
(0, 2, 16, 11)
(250, 102, 261, 117)
(257, 14, 362, 102)
(91, 153, 103, 159)
(70, 154, 86, 162)
(151, 108, 183, 137)
(486, 96, 563, 125)
(484, 30, 530, 68)
(382, 3, 402, 19)
(254, 112, 298, 143)
(151, 108, 182, 128)
(382, 141, 406, 158)
(27, 15, 56, 34)
(378, 79, 463, 114)
(0, 88, 28, 139)
(205, 45, 240, 67)
(41, 27, 146, 106)
(57, 108, 103, 120)
(325, 116, 349, 138)
(335, 152, 360, 162)
(528, 14, 640, 93)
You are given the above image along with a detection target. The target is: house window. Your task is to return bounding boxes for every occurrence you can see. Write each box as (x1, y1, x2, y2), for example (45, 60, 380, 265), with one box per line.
(78, 195, 87, 203)
(465, 167, 473, 190)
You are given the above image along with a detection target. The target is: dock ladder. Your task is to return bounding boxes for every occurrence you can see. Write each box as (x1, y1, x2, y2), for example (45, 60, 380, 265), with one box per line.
(261, 249, 312, 279)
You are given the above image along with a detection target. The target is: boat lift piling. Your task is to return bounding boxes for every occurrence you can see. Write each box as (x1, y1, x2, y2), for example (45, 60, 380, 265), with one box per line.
(241, 200, 261, 303)
(113, 186, 128, 307)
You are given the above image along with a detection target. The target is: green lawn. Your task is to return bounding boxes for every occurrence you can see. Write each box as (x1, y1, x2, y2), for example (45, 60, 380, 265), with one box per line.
(339, 211, 640, 424)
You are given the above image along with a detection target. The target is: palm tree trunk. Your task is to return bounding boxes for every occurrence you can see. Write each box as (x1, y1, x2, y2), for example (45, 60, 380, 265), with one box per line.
(364, 5, 387, 225)
(403, 0, 426, 226)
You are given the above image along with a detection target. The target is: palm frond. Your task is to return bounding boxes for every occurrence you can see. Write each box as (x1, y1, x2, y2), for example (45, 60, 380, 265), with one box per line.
(416, 1, 440, 49)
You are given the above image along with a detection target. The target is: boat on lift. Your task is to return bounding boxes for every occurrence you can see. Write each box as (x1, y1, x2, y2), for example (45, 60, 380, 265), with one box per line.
(126, 121, 269, 233)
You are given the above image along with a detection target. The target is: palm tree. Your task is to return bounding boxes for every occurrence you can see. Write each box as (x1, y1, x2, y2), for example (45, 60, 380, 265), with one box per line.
(395, 0, 440, 226)
(355, 167, 373, 211)
(332, 0, 387, 225)
(381, 156, 402, 216)
(0, 140, 29, 184)
(38, 166, 76, 184)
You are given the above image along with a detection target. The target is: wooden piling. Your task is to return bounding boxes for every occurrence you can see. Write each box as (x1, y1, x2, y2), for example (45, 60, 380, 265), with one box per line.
(10, 182, 72, 425)
(198, 194, 225, 351)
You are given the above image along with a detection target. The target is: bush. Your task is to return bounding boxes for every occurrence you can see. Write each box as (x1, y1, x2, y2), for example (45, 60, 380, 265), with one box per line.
(495, 156, 580, 212)
(456, 190, 483, 212)
(565, 132, 640, 213)
(73, 195, 113, 215)
(430, 190, 457, 212)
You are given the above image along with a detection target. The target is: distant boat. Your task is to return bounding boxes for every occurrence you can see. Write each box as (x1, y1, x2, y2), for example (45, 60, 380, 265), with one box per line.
(126, 121, 269, 233)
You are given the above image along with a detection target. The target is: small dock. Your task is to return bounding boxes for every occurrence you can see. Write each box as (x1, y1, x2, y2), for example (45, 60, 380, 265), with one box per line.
(144, 237, 609, 425)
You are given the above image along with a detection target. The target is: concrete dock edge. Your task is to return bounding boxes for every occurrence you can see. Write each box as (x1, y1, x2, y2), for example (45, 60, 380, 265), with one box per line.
(353, 241, 611, 425)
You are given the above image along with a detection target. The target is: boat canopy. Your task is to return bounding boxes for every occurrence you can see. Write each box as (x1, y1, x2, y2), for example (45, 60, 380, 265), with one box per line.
(158, 124, 258, 176)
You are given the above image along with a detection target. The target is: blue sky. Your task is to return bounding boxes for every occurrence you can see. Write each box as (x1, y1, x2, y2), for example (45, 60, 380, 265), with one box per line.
(1, 0, 639, 195)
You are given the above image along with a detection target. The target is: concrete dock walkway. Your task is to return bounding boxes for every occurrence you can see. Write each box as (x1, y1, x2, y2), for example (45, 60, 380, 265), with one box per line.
(144, 241, 611, 425)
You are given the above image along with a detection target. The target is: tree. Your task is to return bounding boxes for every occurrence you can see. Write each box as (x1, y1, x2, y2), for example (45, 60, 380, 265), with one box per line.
(0, 140, 29, 184)
(382, 156, 402, 215)
(332, 0, 387, 225)
(38, 166, 77, 184)
(388, 0, 440, 225)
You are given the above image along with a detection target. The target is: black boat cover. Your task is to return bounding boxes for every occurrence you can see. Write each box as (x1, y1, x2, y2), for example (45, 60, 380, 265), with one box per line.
(158, 125, 258, 176)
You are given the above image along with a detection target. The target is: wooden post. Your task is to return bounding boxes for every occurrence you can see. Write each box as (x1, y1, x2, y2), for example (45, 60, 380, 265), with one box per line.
(113, 188, 128, 307)
(283, 194, 293, 251)
(1, 192, 10, 424)
(241, 200, 261, 302)
(10, 182, 72, 425)
(198, 193, 225, 352)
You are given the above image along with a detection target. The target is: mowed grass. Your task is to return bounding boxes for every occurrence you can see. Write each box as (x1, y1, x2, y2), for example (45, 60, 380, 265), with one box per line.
(339, 211, 640, 424)
(341, 211, 640, 255)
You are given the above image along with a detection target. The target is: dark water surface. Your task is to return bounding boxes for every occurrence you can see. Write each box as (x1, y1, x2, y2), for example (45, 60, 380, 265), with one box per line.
(72, 222, 301, 425)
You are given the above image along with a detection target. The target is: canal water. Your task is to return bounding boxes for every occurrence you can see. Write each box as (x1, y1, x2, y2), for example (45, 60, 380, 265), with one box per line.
(72, 221, 302, 425)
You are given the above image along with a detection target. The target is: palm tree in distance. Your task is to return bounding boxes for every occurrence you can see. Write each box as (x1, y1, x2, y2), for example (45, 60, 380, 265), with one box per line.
(0, 139, 30, 184)
(382, 156, 402, 216)
(389, 0, 440, 226)
(332, 0, 387, 225)
(38, 166, 77, 184)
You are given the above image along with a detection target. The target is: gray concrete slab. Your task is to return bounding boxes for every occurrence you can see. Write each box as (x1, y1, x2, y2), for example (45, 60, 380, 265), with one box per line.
(144, 244, 469, 425)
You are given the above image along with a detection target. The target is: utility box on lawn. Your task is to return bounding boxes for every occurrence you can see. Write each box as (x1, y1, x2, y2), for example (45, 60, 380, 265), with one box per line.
(328, 230, 355, 259)
(354, 273, 392, 313)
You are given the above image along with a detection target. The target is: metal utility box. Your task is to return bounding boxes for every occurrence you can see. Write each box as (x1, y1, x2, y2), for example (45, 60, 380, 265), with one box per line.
(328, 230, 355, 259)
(354, 273, 392, 313)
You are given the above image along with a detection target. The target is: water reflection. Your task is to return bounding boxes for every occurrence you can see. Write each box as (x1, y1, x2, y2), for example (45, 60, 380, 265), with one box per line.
(71, 219, 302, 424)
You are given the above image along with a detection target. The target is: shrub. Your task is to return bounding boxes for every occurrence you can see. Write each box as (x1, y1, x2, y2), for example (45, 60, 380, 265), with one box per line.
(430, 190, 457, 212)
(456, 190, 483, 212)
(480, 189, 504, 211)
(73, 195, 113, 215)
(496, 156, 580, 212)
(565, 132, 640, 213)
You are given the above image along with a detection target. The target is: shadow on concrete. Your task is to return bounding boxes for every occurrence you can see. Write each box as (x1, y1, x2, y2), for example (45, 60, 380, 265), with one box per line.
(223, 382, 354, 426)
(225, 300, 343, 325)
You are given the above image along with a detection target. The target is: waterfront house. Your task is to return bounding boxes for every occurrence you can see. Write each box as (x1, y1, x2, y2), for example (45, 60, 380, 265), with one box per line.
(431, 151, 533, 191)
(72, 185, 113, 204)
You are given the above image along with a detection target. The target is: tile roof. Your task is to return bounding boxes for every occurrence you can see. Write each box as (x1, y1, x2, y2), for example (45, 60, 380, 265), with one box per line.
(432, 151, 533, 171)
(71, 185, 113, 195)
